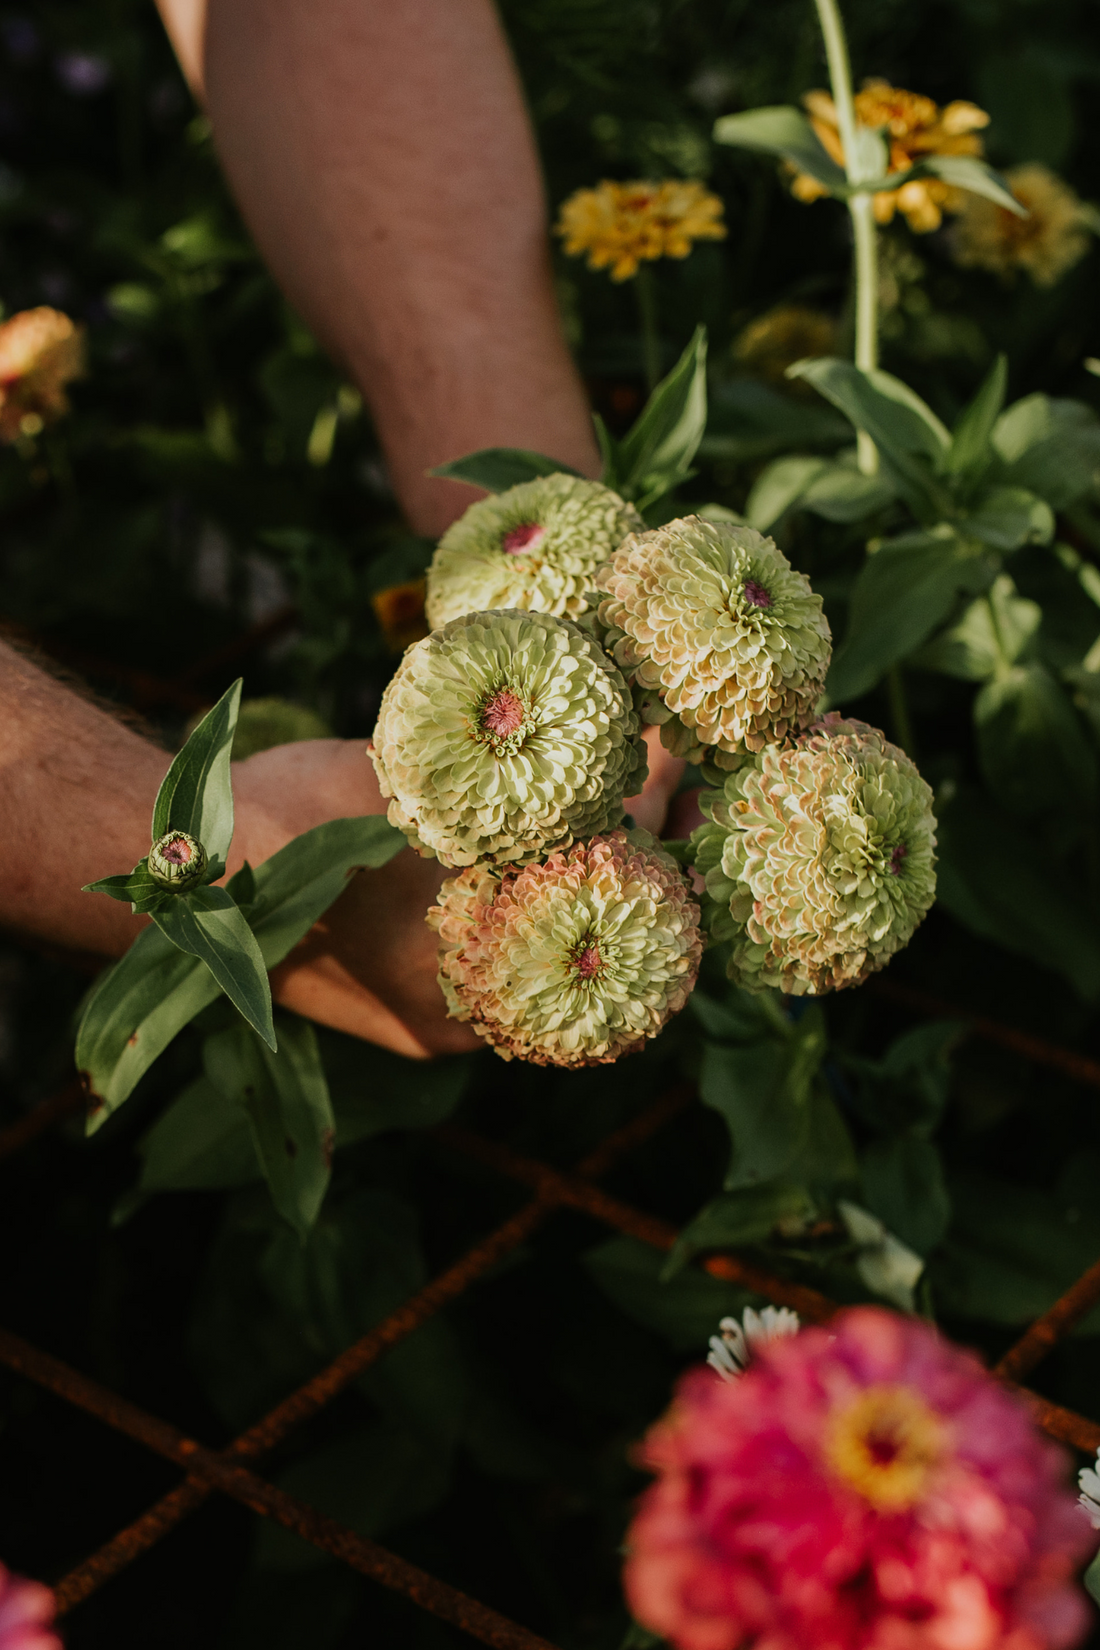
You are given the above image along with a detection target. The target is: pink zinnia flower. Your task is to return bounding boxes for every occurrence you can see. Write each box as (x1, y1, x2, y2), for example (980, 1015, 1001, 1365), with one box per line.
(0, 1564, 60, 1650)
(624, 1307, 1093, 1650)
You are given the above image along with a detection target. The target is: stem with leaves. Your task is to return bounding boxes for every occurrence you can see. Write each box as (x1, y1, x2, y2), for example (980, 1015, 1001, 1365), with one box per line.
(812, 0, 879, 474)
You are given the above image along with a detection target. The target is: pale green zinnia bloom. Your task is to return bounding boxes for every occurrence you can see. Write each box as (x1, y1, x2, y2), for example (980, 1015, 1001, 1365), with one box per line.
(427, 828, 703, 1066)
(691, 716, 936, 994)
(597, 516, 832, 764)
(425, 473, 642, 629)
(369, 609, 647, 867)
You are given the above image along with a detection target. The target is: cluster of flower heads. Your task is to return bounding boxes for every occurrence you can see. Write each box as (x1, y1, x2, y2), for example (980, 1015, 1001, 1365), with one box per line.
(384, 468, 938, 1062)
(555, 179, 726, 282)
(791, 79, 990, 233)
(0, 1562, 60, 1650)
(625, 1305, 1094, 1650)
(692, 715, 937, 994)
(0, 306, 84, 443)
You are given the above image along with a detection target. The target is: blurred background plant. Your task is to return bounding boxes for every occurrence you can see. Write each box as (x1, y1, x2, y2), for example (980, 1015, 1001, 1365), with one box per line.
(2, 0, 1100, 1647)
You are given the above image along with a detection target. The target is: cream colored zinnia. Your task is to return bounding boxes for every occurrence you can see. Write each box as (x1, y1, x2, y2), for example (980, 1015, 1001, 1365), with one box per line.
(791, 80, 989, 233)
(368, 609, 646, 867)
(0, 306, 85, 442)
(428, 829, 703, 1066)
(951, 164, 1094, 287)
(597, 517, 831, 765)
(556, 180, 726, 282)
(691, 715, 936, 994)
(426, 474, 641, 629)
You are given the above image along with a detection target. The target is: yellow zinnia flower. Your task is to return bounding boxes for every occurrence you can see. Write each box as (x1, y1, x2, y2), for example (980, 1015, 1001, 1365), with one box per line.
(790, 80, 989, 234)
(950, 164, 1094, 287)
(0, 306, 85, 443)
(371, 578, 429, 652)
(555, 179, 726, 282)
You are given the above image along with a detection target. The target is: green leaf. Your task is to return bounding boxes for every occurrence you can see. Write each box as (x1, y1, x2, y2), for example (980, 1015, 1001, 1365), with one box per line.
(701, 378, 851, 464)
(964, 486, 1053, 550)
(713, 105, 848, 195)
(319, 1034, 472, 1145)
(154, 885, 276, 1050)
(664, 1182, 815, 1276)
(83, 861, 167, 913)
(909, 154, 1027, 215)
(204, 1019, 334, 1239)
(1086, 1552, 1100, 1611)
(945, 354, 1007, 479)
(935, 786, 1100, 996)
(974, 661, 1096, 813)
(584, 1235, 760, 1351)
(151, 677, 241, 864)
(134, 1075, 260, 1196)
(700, 1006, 827, 1189)
(428, 447, 583, 492)
(915, 575, 1041, 681)
(75, 816, 405, 1125)
(843, 1021, 962, 1138)
(790, 358, 952, 521)
(861, 1137, 951, 1257)
(826, 530, 997, 703)
(992, 394, 1100, 509)
(929, 1166, 1100, 1328)
(616, 325, 707, 507)
(745, 453, 894, 529)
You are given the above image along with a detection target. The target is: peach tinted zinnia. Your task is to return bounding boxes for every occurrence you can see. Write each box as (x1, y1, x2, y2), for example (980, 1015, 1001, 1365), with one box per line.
(426, 829, 702, 1066)
(625, 1306, 1093, 1650)
(0, 307, 84, 442)
(0, 1564, 61, 1650)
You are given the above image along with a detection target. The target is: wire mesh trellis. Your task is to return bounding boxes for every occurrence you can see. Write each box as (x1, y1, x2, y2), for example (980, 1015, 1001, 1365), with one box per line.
(3, 636, 1100, 1648)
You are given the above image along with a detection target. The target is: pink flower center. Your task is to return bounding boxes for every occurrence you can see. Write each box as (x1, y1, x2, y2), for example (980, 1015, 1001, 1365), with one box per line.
(479, 688, 526, 740)
(572, 942, 603, 980)
(742, 579, 773, 609)
(161, 836, 193, 865)
(889, 843, 908, 875)
(501, 521, 545, 556)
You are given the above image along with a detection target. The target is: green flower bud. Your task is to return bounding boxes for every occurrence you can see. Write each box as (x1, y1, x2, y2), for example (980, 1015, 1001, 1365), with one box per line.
(148, 830, 207, 889)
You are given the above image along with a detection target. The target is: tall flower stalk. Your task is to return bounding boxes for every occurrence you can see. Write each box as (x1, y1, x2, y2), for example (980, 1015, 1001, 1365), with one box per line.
(813, 0, 879, 474)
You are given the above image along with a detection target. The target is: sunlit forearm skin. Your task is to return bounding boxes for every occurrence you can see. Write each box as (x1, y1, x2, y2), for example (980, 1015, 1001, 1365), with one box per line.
(156, 0, 600, 535)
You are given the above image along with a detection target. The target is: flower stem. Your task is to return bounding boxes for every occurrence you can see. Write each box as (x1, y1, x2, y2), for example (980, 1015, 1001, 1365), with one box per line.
(812, 0, 879, 474)
(634, 264, 662, 394)
(886, 664, 916, 758)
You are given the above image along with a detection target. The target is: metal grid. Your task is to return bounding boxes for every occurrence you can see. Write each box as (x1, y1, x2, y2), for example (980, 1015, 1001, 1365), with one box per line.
(4, 1019, 1100, 1650)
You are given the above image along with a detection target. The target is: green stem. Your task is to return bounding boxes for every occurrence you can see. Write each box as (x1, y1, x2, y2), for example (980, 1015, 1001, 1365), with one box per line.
(812, 0, 879, 474)
(634, 265, 662, 395)
(886, 665, 916, 757)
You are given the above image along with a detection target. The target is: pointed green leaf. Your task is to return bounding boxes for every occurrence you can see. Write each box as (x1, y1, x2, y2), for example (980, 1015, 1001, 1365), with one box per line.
(593, 412, 621, 491)
(964, 485, 1053, 550)
(204, 1019, 334, 1238)
(616, 325, 708, 507)
(945, 354, 1007, 478)
(913, 154, 1027, 215)
(74, 816, 406, 1124)
(1084, 1550, 1100, 1609)
(428, 448, 583, 493)
(151, 677, 241, 863)
(134, 1075, 261, 1196)
(700, 1007, 827, 1189)
(790, 357, 952, 521)
(915, 575, 1041, 682)
(713, 105, 848, 195)
(827, 530, 998, 703)
(747, 452, 896, 528)
(153, 885, 275, 1049)
(745, 455, 829, 528)
(974, 661, 1096, 813)
(992, 394, 1100, 509)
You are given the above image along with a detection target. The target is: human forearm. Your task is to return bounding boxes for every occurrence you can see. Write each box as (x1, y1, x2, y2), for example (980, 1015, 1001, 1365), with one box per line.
(199, 0, 599, 533)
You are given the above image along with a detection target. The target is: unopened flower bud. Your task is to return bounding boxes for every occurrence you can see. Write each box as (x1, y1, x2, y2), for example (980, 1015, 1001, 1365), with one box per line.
(148, 830, 207, 889)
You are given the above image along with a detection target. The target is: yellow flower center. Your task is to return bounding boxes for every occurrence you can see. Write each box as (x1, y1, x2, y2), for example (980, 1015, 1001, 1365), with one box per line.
(826, 1384, 944, 1509)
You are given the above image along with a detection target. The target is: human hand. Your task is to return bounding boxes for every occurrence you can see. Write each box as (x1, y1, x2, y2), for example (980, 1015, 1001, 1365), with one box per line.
(230, 727, 699, 1058)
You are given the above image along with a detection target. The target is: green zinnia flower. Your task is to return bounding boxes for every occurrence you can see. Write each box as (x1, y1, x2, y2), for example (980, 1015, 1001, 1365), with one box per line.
(597, 516, 832, 763)
(425, 473, 642, 629)
(691, 716, 936, 994)
(427, 828, 703, 1066)
(369, 609, 647, 867)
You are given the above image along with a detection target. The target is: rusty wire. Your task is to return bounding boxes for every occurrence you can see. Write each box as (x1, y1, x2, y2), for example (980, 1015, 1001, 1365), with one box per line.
(4, 1013, 1100, 1644)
